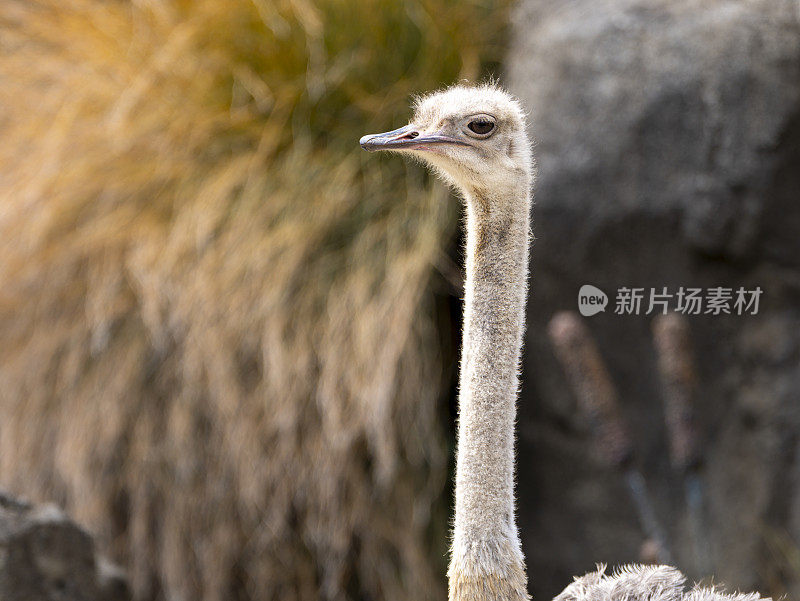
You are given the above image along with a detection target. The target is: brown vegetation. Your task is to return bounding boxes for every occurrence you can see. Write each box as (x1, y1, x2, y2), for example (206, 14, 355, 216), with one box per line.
(0, 1, 510, 599)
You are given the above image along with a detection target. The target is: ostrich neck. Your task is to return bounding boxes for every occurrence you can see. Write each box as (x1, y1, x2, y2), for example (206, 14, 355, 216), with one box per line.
(452, 181, 531, 565)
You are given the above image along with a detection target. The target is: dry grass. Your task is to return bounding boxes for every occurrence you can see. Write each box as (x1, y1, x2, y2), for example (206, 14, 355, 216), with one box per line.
(0, 1, 510, 600)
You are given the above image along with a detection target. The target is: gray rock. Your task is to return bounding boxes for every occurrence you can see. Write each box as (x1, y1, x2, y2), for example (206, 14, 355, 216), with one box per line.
(0, 492, 129, 601)
(510, 0, 800, 265)
(506, 1, 800, 599)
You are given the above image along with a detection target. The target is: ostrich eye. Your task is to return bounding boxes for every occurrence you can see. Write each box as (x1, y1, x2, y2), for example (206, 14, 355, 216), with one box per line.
(466, 118, 495, 137)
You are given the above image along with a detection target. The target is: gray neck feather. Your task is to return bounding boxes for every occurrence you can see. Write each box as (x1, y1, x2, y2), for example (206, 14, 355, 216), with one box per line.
(449, 179, 532, 601)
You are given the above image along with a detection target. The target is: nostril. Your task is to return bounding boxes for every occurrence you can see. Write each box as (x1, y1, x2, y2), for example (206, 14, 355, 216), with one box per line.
(403, 131, 419, 139)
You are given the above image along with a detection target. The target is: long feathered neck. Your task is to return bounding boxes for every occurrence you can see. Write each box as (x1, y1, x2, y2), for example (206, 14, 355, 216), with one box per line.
(449, 177, 532, 601)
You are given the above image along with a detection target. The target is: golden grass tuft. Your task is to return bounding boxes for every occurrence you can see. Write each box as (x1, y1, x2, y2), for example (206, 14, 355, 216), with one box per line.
(0, 0, 511, 600)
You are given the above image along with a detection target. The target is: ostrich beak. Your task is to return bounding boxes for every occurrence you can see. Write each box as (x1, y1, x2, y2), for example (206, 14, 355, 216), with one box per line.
(359, 125, 466, 152)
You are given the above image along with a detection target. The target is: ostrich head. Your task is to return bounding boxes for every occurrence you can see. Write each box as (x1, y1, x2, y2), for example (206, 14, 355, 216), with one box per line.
(360, 83, 533, 196)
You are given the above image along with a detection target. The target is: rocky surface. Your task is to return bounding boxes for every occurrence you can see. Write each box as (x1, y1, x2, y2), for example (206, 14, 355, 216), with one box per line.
(0, 492, 129, 601)
(506, 0, 800, 599)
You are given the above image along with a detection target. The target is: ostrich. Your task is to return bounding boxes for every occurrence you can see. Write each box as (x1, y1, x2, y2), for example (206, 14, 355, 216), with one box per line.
(359, 83, 768, 601)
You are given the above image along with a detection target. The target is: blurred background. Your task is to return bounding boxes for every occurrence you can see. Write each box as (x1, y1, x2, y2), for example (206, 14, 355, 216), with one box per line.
(0, 1, 798, 600)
